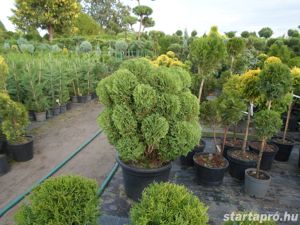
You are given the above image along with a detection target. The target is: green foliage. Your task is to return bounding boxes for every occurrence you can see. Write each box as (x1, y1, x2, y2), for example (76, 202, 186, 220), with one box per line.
(227, 37, 245, 57)
(14, 175, 99, 225)
(190, 26, 226, 76)
(240, 69, 261, 102)
(97, 58, 201, 166)
(115, 40, 128, 52)
(0, 92, 29, 143)
(287, 29, 299, 37)
(79, 41, 93, 52)
(259, 62, 292, 101)
(10, 0, 81, 40)
(241, 31, 250, 38)
(268, 40, 291, 63)
(74, 13, 102, 36)
(289, 56, 300, 68)
(200, 99, 221, 127)
(291, 67, 300, 94)
(130, 182, 209, 225)
(0, 55, 8, 90)
(258, 27, 273, 38)
(225, 31, 236, 38)
(253, 110, 282, 140)
(133, 5, 153, 17)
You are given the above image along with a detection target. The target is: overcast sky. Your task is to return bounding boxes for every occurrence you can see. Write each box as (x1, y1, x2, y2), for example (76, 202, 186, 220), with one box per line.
(1, 0, 300, 37)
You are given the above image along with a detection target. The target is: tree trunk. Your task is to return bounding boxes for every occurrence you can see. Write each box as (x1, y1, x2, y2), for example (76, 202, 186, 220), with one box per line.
(256, 138, 266, 178)
(242, 103, 252, 153)
(48, 24, 54, 42)
(213, 125, 217, 151)
(198, 78, 205, 103)
(283, 101, 293, 142)
(222, 126, 228, 154)
(230, 56, 234, 75)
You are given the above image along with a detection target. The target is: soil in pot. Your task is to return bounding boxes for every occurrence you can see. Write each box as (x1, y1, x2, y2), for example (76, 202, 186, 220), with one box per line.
(78, 95, 88, 103)
(227, 150, 257, 180)
(271, 137, 294, 162)
(180, 139, 206, 166)
(223, 138, 243, 159)
(60, 104, 67, 113)
(249, 141, 278, 170)
(7, 136, 34, 162)
(245, 168, 271, 198)
(34, 112, 47, 122)
(53, 106, 61, 116)
(71, 96, 78, 103)
(193, 153, 228, 186)
(116, 156, 171, 201)
(0, 154, 9, 175)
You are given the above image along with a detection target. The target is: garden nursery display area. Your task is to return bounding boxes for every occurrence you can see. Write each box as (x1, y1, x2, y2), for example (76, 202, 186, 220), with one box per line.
(1, 0, 300, 224)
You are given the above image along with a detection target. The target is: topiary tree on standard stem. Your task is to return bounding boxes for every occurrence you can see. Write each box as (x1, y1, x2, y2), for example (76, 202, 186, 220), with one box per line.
(97, 58, 201, 168)
(253, 110, 282, 178)
(190, 26, 226, 102)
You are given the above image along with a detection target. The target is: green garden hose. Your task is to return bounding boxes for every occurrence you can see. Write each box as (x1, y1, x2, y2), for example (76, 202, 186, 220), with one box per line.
(0, 129, 114, 218)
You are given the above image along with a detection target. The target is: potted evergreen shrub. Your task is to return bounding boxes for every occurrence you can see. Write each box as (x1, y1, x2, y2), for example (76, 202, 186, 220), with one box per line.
(245, 110, 282, 198)
(129, 182, 209, 225)
(227, 70, 260, 180)
(194, 99, 229, 186)
(0, 92, 33, 162)
(272, 66, 300, 161)
(248, 60, 292, 170)
(219, 75, 246, 158)
(97, 58, 201, 200)
(15, 175, 99, 225)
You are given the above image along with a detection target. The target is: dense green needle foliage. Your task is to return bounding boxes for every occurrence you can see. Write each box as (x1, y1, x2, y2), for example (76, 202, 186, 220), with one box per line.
(15, 175, 99, 225)
(130, 182, 209, 225)
(97, 58, 201, 167)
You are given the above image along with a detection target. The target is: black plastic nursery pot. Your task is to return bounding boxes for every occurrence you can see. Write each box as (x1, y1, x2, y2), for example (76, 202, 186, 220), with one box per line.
(46, 109, 54, 119)
(116, 156, 171, 201)
(91, 92, 97, 99)
(180, 139, 206, 167)
(7, 136, 34, 162)
(223, 138, 243, 159)
(0, 137, 7, 154)
(0, 154, 9, 176)
(193, 152, 229, 186)
(53, 106, 61, 116)
(66, 102, 72, 110)
(249, 141, 278, 170)
(34, 111, 47, 122)
(71, 96, 78, 103)
(87, 94, 92, 101)
(60, 104, 67, 113)
(245, 168, 271, 198)
(227, 149, 257, 180)
(78, 95, 88, 103)
(271, 138, 294, 162)
(28, 110, 35, 122)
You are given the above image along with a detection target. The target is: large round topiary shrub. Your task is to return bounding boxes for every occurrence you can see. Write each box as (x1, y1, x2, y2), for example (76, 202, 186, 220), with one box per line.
(97, 58, 201, 168)
(15, 175, 99, 225)
(129, 182, 209, 225)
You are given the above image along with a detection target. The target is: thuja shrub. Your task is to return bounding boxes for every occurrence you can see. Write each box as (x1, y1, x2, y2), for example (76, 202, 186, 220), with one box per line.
(15, 175, 99, 225)
(130, 182, 209, 225)
(97, 58, 200, 167)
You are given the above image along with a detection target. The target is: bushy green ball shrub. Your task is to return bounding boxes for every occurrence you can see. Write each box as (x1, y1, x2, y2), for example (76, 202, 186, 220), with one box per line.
(15, 175, 99, 225)
(130, 182, 209, 225)
(79, 40, 93, 52)
(97, 58, 201, 167)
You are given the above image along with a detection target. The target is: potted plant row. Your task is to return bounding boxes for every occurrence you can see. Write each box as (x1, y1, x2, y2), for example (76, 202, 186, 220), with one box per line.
(97, 58, 201, 200)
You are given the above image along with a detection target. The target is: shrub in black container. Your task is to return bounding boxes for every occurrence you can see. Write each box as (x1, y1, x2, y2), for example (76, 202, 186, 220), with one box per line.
(130, 182, 209, 225)
(15, 175, 99, 225)
(97, 58, 201, 200)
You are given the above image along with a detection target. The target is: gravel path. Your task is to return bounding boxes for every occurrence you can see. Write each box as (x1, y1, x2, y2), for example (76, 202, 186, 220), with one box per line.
(0, 100, 115, 225)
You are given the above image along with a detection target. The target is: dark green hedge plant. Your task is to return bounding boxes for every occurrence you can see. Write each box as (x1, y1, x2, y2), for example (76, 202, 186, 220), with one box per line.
(97, 58, 201, 168)
(130, 182, 209, 225)
(15, 175, 99, 225)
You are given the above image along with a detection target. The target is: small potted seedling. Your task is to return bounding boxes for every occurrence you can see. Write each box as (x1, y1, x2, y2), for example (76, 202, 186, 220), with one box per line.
(227, 70, 260, 180)
(97, 58, 201, 200)
(245, 110, 282, 198)
(193, 99, 229, 186)
(272, 67, 300, 161)
(248, 59, 292, 170)
(0, 92, 33, 162)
